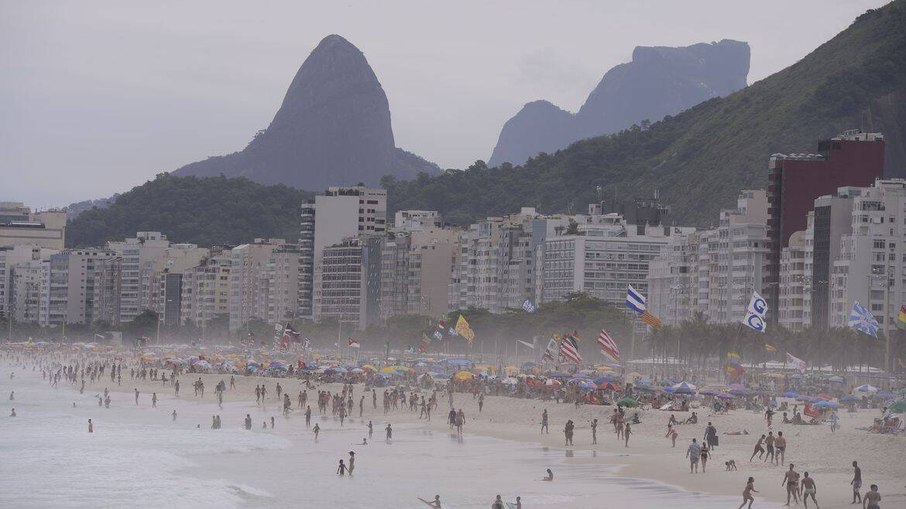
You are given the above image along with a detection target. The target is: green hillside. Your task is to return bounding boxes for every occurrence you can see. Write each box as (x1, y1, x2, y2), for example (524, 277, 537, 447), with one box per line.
(67, 174, 311, 247)
(384, 2, 906, 226)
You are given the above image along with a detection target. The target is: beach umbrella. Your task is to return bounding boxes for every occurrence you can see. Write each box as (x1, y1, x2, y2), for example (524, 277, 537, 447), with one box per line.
(782, 391, 798, 398)
(730, 388, 755, 396)
(361, 364, 377, 372)
(700, 388, 722, 396)
(576, 381, 596, 391)
(715, 392, 735, 400)
(815, 400, 839, 409)
(672, 382, 697, 394)
(617, 397, 639, 407)
(453, 371, 474, 382)
(854, 384, 878, 393)
(663, 386, 676, 393)
(840, 395, 860, 403)
(888, 400, 906, 413)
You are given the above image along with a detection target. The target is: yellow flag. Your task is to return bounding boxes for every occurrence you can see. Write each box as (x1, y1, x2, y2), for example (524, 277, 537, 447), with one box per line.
(455, 315, 475, 343)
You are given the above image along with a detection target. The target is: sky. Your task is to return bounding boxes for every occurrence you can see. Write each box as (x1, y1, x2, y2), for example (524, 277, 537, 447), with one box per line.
(0, 0, 891, 208)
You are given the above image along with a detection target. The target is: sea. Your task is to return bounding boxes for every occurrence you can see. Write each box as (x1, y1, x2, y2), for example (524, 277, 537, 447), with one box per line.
(0, 365, 779, 509)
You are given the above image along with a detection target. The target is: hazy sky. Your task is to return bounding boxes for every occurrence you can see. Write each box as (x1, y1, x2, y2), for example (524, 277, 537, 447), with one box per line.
(0, 0, 890, 208)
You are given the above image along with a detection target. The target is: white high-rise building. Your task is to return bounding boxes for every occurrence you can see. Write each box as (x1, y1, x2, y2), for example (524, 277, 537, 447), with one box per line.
(105, 232, 171, 324)
(830, 180, 906, 336)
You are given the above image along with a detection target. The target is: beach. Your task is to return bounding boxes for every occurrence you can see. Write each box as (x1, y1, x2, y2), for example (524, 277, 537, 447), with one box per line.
(4, 362, 904, 509)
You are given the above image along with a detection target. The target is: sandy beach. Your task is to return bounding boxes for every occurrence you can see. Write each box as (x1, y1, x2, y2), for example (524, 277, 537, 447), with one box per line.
(66, 370, 906, 509)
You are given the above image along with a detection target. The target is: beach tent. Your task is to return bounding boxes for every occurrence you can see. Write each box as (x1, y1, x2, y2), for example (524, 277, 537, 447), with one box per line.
(672, 382, 697, 394)
(854, 384, 879, 393)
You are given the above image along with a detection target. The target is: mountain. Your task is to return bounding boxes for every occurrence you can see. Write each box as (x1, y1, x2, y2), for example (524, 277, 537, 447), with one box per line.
(65, 194, 118, 220)
(173, 34, 437, 189)
(386, 2, 906, 227)
(488, 40, 750, 167)
(67, 174, 310, 248)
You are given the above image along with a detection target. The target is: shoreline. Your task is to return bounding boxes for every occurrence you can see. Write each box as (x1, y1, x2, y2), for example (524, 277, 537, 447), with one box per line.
(19, 367, 906, 509)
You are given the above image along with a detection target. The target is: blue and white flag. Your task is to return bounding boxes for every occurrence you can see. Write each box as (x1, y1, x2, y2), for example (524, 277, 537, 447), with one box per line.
(522, 299, 536, 313)
(448, 327, 457, 336)
(742, 291, 768, 332)
(848, 301, 880, 338)
(626, 285, 647, 313)
(433, 330, 443, 341)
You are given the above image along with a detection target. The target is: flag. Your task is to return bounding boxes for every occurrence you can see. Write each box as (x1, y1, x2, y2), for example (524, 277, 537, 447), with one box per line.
(626, 285, 647, 313)
(542, 338, 558, 362)
(786, 352, 807, 372)
(898, 305, 906, 330)
(522, 299, 536, 313)
(742, 291, 768, 332)
(764, 343, 777, 353)
(455, 315, 475, 344)
(448, 327, 457, 336)
(516, 340, 535, 350)
(626, 285, 662, 327)
(559, 335, 582, 364)
(347, 337, 360, 348)
(597, 329, 620, 362)
(848, 301, 880, 338)
(432, 330, 443, 341)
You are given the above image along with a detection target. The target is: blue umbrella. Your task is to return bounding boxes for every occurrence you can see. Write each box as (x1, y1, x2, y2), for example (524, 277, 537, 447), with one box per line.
(730, 388, 754, 396)
(577, 382, 596, 391)
(782, 391, 798, 398)
(840, 395, 860, 403)
(816, 400, 839, 409)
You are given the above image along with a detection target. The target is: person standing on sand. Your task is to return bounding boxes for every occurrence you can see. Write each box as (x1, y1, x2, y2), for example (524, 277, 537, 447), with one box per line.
(336, 459, 347, 476)
(624, 422, 632, 447)
(172, 410, 177, 421)
(686, 438, 701, 473)
(541, 409, 549, 434)
(764, 432, 775, 464)
(305, 406, 312, 428)
(313, 423, 320, 439)
(368, 420, 373, 438)
(700, 443, 710, 472)
(348, 451, 355, 475)
(781, 463, 800, 506)
(134, 388, 139, 405)
(385, 423, 392, 441)
(766, 407, 774, 427)
(863, 484, 880, 509)
(175, 379, 180, 397)
(851, 461, 862, 505)
(800, 472, 819, 509)
(152, 392, 157, 408)
(738, 477, 758, 509)
(775, 431, 787, 465)
(88, 418, 93, 433)
(591, 418, 598, 445)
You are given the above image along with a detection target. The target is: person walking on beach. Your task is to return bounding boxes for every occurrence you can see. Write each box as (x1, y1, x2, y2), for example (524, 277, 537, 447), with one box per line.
(134, 388, 139, 405)
(591, 418, 598, 445)
(541, 409, 549, 434)
(313, 423, 320, 440)
(751, 434, 766, 461)
(152, 392, 157, 408)
(175, 379, 180, 397)
(347, 451, 355, 475)
(385, 423, 392, 441)
(781, 463, 800, 506)
(666, 423, 679, 447)
(830, 410, 839, 433)
(368, 420, 373, 438)
(738, 477, 758, 509)
(244, 414, 252, 430)
(863, 484, 880, 509)
(478, 393, 484, 413)
(700, 443, 710, 472)
(564, 420, 574, 446)
(686, 438, 701, 473)
(337, 459, 347, 476)
(704, 421, 718, 449)
(800, 472, 819, 509)
(766, 407, 774, 427)
(851, 461, 862, 504)
(624, 422, 632, 447)
(491, 495, 504, 509)
(88, 418, 93, 433)
(305, 406, 312, 428)
(172, 409, 177, 421)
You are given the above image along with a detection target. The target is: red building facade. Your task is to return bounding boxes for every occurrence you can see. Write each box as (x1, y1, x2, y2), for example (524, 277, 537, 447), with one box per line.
(765, 130, 885, 319)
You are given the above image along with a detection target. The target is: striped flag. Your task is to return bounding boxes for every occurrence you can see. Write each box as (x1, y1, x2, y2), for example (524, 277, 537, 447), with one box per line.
(626, 285, 662, 327)
(522, 299, 536, 313)
(559, 335, 582, 364)
(542, 338, 558, 362)
(848, 301, 879, 338)
(597, 329, 620, 362)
